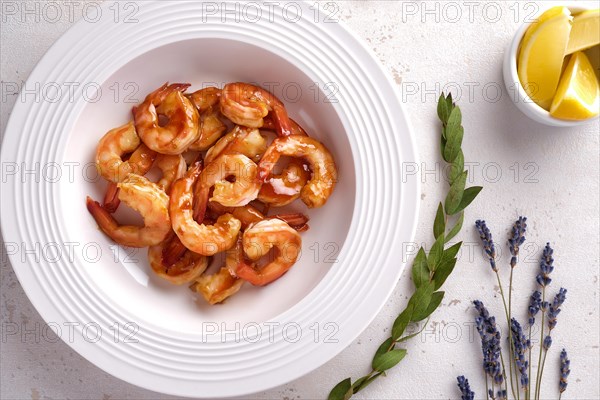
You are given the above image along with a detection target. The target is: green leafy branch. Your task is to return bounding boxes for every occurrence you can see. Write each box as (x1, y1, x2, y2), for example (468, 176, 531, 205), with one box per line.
(328, 93, 483, 400)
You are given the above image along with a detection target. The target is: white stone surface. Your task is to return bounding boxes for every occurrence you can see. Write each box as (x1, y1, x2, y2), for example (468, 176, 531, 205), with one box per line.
(1, 1, 598, 399)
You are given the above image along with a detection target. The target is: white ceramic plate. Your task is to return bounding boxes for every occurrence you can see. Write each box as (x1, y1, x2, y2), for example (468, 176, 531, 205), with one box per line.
(0, 1, 419, 397)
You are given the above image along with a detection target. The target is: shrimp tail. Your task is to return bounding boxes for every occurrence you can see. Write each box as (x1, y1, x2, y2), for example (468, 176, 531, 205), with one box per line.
(272, 105, 293, 136)
(235, 262, 287, 287)
(167, 83, 191, 93)
(273, 213, 310, 230)
(162, 235, 188, 267)
(103, 182, 121, 213)
(86, 196, 119, 233)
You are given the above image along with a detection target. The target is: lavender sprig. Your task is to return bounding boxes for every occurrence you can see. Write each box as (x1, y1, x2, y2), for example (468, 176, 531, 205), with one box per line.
(507, 217, 527, 400)
(457, 376, 475, 400)
(559, 349, 570, 398)
(528, 291, 542, 326)
(508, 217, 527, 268)
(474, 301, 507, 398)
(536, 243, 554, 287)
(527, 290, 541, 397)
(547, 288, 567, 330)
(537, 288, 568, 398)
(476, 220, 497, 271)
(474, 220, 515, 398)
(511, 319, 530, 392)
(535, 243, 556, 400)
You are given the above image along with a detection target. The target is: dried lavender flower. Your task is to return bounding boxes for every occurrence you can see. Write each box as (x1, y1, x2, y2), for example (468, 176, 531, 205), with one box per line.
(456, 375, 475, 400)
(528, 290, 542, 325)
(536, 243, 554, 287)
(548, 288, 567, 330)
(508, 216, 527, 268)
(559, 349, 570, 393)
(541, 300, 549, 312)
(543, 335, 553, 350)
(476, 220, 497, 271)
(473, 301, 503, 386)
(496, 389, 507, 400)
(511, 318, 529, 389)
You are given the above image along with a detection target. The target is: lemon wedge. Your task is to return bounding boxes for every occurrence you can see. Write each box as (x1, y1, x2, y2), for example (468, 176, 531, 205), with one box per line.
(518, 6, 573, 110)
(550, 51, 600, 120)
(566, 9, 600, 54)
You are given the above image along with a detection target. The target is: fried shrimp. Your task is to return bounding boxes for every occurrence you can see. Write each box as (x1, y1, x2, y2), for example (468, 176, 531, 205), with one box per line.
(190, 236, 245, 304)
(154, 154, 186, 193)
(259, 118, 310, 206)
(148, 233, 209, 285)
(194, 154, 261, 222)
(258, 159, 310, 207)
(236, 219, 302, 286)
(220, 82, 292, 136)
(187, 87, 226, 151)
(86, 174, 171, 247)
(259, 136, 337, 208)
(205, 126, 267, 164)
(96, 122, 157, 183)
(102, 153, 185, 213)
(169, 162, 242, 256)
(134, 83, 199, 154)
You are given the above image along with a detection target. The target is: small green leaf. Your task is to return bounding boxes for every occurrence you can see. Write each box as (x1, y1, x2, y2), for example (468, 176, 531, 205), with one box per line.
(433, 203, 445, 239)
(398, 319, 430, 343)
(443, 126, 464, 163)
(351, 372, 383, 393)
(454, 186, 483, 214)
(427, 233, 445, 271)
(437, 94, 450, 124)
(445, 171, 467, 215)
(446, 106, 462, 139)
(372, 348, 407, 372)
(409, 283, 435, 322)
(328, 378, 353, 400)
(443, 241, 462, 261)
(445, 212, 464, 243)
(433, 257, 458, 290)
(412, 247, 429, 288)
(413, 291, 444, 320)
(448, 150, 464, 186)
(446, 93, 454, 110)
(373, 337, 394, 361)
(392, 304, 414, 340)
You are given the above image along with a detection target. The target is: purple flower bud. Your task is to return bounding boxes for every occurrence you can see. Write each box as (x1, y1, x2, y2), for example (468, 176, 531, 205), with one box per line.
(457, 375, 475, 400)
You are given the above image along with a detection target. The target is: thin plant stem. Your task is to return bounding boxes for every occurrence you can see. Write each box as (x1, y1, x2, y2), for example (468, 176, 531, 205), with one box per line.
(535, 289, 547, 400)
(485, 371, 490, 400)
(538, 349, 549, 400)
(509, 267, 518, 400)
(494, 272, 515, 399)
(538, 329, 552, 397)
(528, 324, 533, 400)
(498, 351, 510, 398)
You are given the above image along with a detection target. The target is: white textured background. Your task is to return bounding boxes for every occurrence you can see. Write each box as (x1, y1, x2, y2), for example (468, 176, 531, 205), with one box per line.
(1, 1, 599, 399)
